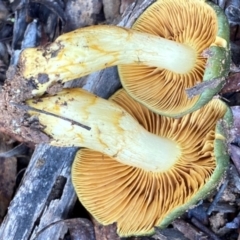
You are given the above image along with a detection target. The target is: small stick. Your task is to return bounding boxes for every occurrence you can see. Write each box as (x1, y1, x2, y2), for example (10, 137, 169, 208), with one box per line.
(207, 180, 229, 215)
(191, 217, 221, 240)
(11, 102, 91, 131)
(186, 77, 224, 98)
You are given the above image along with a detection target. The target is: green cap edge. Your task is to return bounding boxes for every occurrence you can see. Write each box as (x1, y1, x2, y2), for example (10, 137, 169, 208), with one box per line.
(156, 102, 232, 230)
(167, 2, 231, 118)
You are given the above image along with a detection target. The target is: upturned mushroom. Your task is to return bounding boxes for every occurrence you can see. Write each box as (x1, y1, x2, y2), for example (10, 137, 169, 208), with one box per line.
(26, 88, 232, 237)
(20, 0, 230, 117)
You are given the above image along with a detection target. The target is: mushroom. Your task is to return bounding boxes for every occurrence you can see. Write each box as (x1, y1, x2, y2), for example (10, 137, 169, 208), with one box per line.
(20, 0, 230, 117)
(26, 88, 232, 236)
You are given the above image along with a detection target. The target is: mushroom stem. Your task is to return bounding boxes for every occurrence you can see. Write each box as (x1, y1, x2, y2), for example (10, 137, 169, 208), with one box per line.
(27, 88, 181, 172)
(21, 25, 197, 95)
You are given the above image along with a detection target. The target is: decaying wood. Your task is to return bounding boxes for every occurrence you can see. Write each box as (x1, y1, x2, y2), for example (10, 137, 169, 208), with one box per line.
(0, 144, 78, 240)
(0, 0, 154, 239)
(64, 0, 103, 31)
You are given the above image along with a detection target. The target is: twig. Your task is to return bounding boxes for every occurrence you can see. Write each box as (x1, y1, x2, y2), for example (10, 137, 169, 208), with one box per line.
(186, 77, 225, 98)
(191, 217, 221, 240)
(11, 102, 91, 131)
(207, 180, 229, 215)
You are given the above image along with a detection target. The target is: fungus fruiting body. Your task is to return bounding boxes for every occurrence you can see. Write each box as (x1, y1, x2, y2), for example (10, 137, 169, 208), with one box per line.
(118, 0, 230, 117)
(20, 0, 230, 117)
(26, 88, 232, 236)
(21, 0, 232, 236)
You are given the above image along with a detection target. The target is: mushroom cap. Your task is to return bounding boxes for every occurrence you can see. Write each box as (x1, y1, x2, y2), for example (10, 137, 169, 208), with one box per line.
(71, 89, 231, 237)
(118, 0, 230, 117)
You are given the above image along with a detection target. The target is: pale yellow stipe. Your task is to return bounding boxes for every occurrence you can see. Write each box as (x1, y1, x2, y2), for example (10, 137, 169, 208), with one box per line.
(27, 88, 180, 172)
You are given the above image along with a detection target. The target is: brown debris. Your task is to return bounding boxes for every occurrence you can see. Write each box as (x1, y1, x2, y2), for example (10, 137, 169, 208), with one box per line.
(0, 66, 50, 145)
(92, 219, 121, 240)
(221, 73, 240, 94)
